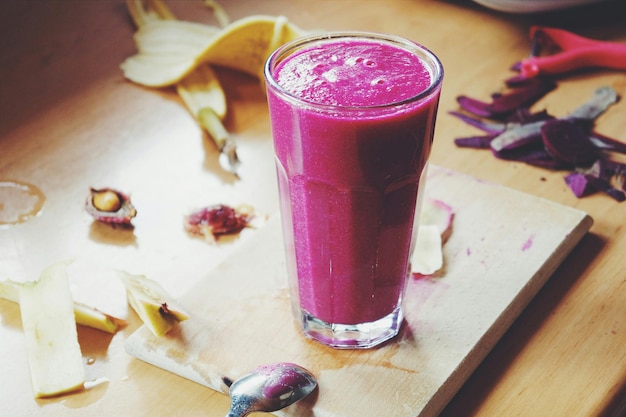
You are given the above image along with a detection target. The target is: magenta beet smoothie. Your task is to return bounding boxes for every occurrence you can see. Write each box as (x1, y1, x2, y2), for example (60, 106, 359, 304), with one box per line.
(265, 33, 443, 347)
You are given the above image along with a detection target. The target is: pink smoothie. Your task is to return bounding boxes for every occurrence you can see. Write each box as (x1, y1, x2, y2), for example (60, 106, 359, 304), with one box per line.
(267, 37, 441, 325)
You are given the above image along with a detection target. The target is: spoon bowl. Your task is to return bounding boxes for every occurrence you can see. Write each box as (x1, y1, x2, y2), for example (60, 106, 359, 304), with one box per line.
(225, 362, 317, 417)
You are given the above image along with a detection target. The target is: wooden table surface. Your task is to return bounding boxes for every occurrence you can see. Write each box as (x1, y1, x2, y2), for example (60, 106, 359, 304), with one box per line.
(1, 1, 625, 416)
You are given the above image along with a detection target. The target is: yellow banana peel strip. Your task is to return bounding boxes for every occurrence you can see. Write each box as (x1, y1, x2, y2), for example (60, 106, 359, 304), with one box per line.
(121, 13, 306, 87)
(176, 64, 227, 119)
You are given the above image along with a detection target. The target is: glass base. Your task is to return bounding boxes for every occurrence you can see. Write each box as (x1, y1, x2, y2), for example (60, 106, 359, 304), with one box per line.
(299, 307, 404, 349)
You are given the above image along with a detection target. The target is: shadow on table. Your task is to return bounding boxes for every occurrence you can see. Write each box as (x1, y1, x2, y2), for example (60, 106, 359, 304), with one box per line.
(599, 379, 626, 417)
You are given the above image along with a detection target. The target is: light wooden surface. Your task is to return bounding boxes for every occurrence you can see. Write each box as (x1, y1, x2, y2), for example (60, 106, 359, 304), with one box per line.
(125, 166, 592, 417)
(0, 1, 625, 417)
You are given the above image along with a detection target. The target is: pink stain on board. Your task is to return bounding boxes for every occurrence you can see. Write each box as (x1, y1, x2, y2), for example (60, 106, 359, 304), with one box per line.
(406, 276, 440, 313)
(522, 233, 535, 251)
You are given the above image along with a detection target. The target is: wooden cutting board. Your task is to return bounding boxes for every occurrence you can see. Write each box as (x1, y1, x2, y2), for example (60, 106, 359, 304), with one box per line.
(125, 165, 592, 417)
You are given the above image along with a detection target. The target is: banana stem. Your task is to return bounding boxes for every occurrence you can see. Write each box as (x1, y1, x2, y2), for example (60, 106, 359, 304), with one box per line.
(198, 107, 228, 149)
(198, 108, 240, 175)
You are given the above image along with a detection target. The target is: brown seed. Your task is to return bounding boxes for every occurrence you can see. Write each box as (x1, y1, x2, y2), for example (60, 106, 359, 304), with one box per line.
(92, 190, 122, 212)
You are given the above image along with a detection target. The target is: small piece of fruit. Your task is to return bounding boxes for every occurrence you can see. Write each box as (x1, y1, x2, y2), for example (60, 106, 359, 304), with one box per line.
(411, 225, 443, 277)
(0, 278, 19, 302)
(411, 199, 455, 277)
(1, 280, 121, 334)
(2, 261, 128, 334)
(85, 187, 137, 225)
(73, 303, 119, 334)
(119, 271, 189, 337)
(67, 260, 128, 333)
(18, 261, 85, 398)
(185, 203, 254, 242)
(418, 198, 454, 243)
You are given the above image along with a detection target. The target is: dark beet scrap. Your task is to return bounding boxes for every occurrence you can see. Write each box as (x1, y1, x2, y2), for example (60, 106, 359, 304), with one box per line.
(451, 83, 625, 202)
(456, 78, 556, 119)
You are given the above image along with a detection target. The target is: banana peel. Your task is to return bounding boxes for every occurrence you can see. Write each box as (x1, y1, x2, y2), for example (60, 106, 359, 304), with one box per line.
(119, 271, 189, 337)
(1, 274, 126, 335)
(176, 64, 227, 119)
(122, 19, 221, 87)
(121, 13, 307, 87)
(124, 0, 238, 174)
(175, 64, 241, 173)
(198, 15, 306, 81)
(122, 1, 308, 175)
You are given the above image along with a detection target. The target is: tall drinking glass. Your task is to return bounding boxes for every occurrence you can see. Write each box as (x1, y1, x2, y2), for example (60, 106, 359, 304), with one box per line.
(264, 32, 443, 349)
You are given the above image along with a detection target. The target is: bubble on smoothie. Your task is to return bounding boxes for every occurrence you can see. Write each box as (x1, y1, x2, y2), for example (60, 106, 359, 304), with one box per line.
(322, 67, 339, 83)
(312, 63, 328, 73)
(363, 58, 377, 67)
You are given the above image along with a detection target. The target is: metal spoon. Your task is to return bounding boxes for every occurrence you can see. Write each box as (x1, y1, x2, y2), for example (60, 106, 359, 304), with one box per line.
(224, 362, 317, 417)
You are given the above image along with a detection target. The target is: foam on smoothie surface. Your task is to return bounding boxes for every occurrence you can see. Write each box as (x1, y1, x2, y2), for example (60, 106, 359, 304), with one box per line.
(274, 39, 432, 107)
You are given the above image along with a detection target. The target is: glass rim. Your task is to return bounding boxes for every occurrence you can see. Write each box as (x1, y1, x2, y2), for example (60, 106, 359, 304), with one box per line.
(264, 31, 444, 112)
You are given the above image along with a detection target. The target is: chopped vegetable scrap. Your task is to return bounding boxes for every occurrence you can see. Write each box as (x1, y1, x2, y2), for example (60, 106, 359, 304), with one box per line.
(1, 260, 129, 334)
(85, 187, 137, 225)
(411, 198, 454, 277)
(119, 271, 189, 337)
(17, 261, 85, 398)
(451, 26, 626, 202)
(411, 225, 443, 277)
(456, 78, 557, 119)
(185, 203, 255, 242)
(67, 260, 129, 334)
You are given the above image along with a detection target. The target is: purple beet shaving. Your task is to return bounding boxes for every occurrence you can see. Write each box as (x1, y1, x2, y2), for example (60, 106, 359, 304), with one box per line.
(587, 159, 626, 188)
(587, 159, 613, 181)
(506, 108, 554, 124)
(452, 75, 625, 201)
(564, 173, 594, 198)
(448, 111, 506, 133)
(492, 138, 572, 170)
(505, 71, 529, 86)
(456, 78, 556, 119)
(589, 131, 626, 154)
(508, 147, 570, 170)
(566, 159, 626, 201)
(541, 119, 599, 166)
(455, 134, 498, 149)
(583, 175, 626, 202)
